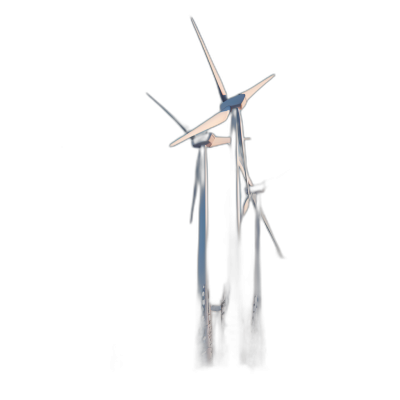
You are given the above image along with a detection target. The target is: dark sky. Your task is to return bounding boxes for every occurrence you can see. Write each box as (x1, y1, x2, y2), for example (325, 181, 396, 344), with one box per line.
(21, 4, 362, 382)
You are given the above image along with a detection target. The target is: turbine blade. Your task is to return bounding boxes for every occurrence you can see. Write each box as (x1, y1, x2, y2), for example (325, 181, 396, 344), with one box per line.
(241, 74, 275, 103)
(243, 195, 251, 216)
(236, 110, 250, 194)
(191, 18, 227, 102)
(207, 135, 230, 148)
(146, 93, 187, 133)
(260, 206, 284, 258)
(266, 168, 291, 188)
(238, 158, 253, 186)
(170, 108, 230, 147)
(273, 168, 291, 180)
(190, 150, 201, 223)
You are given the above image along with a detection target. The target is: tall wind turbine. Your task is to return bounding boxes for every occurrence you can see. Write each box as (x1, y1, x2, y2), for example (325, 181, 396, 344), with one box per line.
(170, 18, 275, 366)
(146, 93, 230, 363)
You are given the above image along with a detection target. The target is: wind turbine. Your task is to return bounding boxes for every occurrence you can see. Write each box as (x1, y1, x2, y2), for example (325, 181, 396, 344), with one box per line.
(239, 156, 288, 367)
(146, 93, 230, 363)
(239, 162, 285, 259)
(166, 18, 275, 366)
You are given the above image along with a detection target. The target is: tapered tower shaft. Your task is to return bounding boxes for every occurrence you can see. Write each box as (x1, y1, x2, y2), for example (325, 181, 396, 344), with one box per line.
(224, 110, 244, 366)
(197, 145, 207, 294)
(195, 146, 212, 368)
(254, 195, 262, 302)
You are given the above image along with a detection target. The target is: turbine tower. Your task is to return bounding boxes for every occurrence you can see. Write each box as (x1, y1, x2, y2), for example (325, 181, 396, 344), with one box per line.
(147, 93, 230, 363)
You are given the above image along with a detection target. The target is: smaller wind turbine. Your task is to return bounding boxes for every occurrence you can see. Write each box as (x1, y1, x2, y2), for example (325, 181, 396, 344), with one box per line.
(239, 156, 285, 259)
(239, 152, 288, 367)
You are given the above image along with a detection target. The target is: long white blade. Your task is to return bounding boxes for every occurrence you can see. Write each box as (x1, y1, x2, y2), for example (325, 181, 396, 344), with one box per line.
(236, 110, 250, 194)
(170, 108, 230, 147)
(241, 196, 250, 221)
(238, 159, 253, 186)
(241, 74, 275, 103)
(190, 18, 228, 102)
(146, 92, 188, 133)
(189, 151, 201, 224)
(211, 136, 231, 147)
(261, 203, 285, 259)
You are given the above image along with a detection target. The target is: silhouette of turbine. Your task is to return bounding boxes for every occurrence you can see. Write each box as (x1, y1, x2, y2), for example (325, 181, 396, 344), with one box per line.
(239, 156, 285, 259)
(146, 93, 231, 368)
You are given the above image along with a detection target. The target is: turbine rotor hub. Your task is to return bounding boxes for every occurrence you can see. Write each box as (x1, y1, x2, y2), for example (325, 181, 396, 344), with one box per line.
(191, 131, 212, 148)
(219, 93, 246, 111)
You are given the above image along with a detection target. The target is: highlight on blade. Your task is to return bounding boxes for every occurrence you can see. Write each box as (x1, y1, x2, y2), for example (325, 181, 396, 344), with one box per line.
(260, 207, 284, 258)
(240, 74, 275, 108)
(191, 17, 227, 102)
(210, 136, 231, 147)
(236, 110, 250, 194)
(170, 108, 231, 147)
(242, 195, 251, 216)
(238, 159, 253, 186)
(146, 93, 187, 132)
(190, 150, 201, 223)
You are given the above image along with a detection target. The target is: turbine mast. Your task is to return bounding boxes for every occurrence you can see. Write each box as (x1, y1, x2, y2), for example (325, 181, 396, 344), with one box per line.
(223, 110, 244, 366)
(195, 146, 212, 368)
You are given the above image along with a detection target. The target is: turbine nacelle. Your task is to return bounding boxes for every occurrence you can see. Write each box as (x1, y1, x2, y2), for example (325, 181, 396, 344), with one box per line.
(190, 132, 215, 149)
(219, 93, 247, 111)
(248, 182, 266, 195)
(192, 132, 231, 148)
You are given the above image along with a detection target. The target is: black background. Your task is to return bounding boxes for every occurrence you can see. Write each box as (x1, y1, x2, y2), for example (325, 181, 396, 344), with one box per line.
(19, 4, 368, 384)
